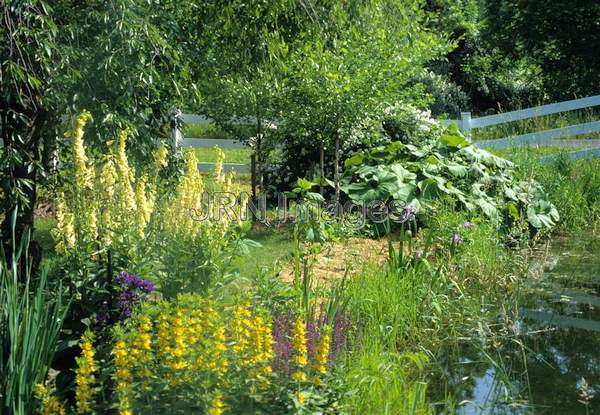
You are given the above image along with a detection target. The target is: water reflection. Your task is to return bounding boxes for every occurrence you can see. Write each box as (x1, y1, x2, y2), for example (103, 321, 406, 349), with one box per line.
(432, 232, 600, 414)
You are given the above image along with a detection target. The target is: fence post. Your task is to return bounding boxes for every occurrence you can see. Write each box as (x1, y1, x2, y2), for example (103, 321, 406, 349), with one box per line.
(250, 154, 257, 223)
(460, 111, 472, 135)
(171, 108, 182, 150)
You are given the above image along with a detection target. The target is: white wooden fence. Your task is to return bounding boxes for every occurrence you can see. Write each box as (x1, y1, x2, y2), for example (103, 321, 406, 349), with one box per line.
(453, 94, 600, 161)
(173, 112, 253, 173)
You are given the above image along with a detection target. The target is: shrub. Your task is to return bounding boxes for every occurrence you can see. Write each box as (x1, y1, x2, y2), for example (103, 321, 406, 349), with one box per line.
(412, 71, 470, 118)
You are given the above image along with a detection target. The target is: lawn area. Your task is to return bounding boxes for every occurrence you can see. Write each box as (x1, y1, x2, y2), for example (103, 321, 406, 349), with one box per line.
(193, 147, 251, 164)
(231, 225, 295, 279)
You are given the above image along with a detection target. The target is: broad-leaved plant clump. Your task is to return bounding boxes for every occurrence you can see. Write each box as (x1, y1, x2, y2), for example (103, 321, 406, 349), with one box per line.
(340, 106, 559, 232)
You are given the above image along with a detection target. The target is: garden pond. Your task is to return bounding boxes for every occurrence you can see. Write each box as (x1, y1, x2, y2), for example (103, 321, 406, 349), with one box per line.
(430, 231, 600, 414)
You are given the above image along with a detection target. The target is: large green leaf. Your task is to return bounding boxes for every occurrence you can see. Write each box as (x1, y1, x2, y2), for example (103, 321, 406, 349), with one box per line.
(527, 199, 560, 229)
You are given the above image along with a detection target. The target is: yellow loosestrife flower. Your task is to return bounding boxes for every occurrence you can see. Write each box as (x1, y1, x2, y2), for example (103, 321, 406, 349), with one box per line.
(209, 396, 225, 415)
(35, 384, 66, 415)
(113, 339, 132, 415)
(313, 328, 331, 375)
(75, 330, 97, 414)
(291, 316, 308, 382)
(132, 315, 153, 381)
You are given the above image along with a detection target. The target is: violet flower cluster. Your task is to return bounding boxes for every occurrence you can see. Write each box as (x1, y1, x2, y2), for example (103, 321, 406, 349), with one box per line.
(272, 305, 351, 375)
(399, 206, 416, 224)
(115, 271, 154, 320)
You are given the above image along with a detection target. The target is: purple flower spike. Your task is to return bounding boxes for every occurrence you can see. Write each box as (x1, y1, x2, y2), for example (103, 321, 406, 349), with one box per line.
(451, 233, 463, 245)
(462, 221, 475, 229)
(400, 206, 416, 223)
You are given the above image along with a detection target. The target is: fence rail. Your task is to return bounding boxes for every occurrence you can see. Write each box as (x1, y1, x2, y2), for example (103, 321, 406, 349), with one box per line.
(461, 94, 600, 131)
(174, 113, 254, 174)
(448, 94, 600, 160)
(475, 120, 600, 150)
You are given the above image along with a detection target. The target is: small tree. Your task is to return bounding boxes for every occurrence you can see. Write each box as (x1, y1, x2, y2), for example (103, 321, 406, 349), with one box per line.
(278, 0, 448, 201)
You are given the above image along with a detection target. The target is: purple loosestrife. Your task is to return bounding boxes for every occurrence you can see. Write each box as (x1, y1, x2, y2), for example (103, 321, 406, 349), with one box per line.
(329, 311, 351, 362)
(462, 221, 476, 229)
(451, 233, 463, 245)
(115, 271, 154, 320)
(400, 206, 416, 223)
(272, 309, 294, 374)
(271, 306, 351, 376)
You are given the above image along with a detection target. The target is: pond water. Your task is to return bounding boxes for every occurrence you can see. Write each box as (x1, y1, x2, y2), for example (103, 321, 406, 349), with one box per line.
(433, 231, 600, 414)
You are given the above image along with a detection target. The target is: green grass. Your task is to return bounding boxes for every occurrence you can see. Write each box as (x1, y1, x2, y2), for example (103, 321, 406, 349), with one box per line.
(337, 213, 523, 413)
(183, 123, 232, 139)
(509, 150, 600, 230)
(472, 108, 600, 141)
(231, 225, 295, 279)
(183, 123, 255, 140)
(490, 146, 589, 160)
(193, 147, 251, 164)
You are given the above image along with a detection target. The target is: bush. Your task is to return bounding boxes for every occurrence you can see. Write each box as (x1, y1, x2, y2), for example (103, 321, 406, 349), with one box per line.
(52, 112, 248, 299)
(412, 71, 470, 118)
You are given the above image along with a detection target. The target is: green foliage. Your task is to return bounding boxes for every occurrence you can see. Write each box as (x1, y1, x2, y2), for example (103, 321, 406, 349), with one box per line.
(484, 0, 600, 100)
(340, 114, 559, 231)
(0, 0, 62, 249)
(508, 150, 600, 230)
(0, 229, 68, 414)
(54, 0, 195, 151)
(267, 1, 451, 194)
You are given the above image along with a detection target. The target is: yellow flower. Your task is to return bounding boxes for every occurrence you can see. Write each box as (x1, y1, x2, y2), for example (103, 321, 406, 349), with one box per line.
(212, 326, 228, 377)
(42, 396, 66, 415)
(52, 195, 76, 255)
(113, 339, 132, 414)
(209, 395, 225, 415)
(114, 129, 136, 213)
(71, 111, 94, 190)
(132, 315, 153, 381)
(213, 146, 225, 183)
(292, 371, 307, 382)
(291, 317, 308, 367)
(135, 175, 152, 238)
(36, 383, 66, 415)
(75, 330, 96, 414)
(154, 143, 169, 169)
(313, 327, 331, 376)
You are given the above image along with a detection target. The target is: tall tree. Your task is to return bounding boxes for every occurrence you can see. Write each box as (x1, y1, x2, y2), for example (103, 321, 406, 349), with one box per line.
(0, 0, 61, 258)
(484, 0, 600, 99)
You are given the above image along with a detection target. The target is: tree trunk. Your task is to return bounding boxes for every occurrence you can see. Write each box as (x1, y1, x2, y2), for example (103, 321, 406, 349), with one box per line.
(0, 109, 48, 275)
(334, 131, 340, 204)
(319, 140, 325, 195)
